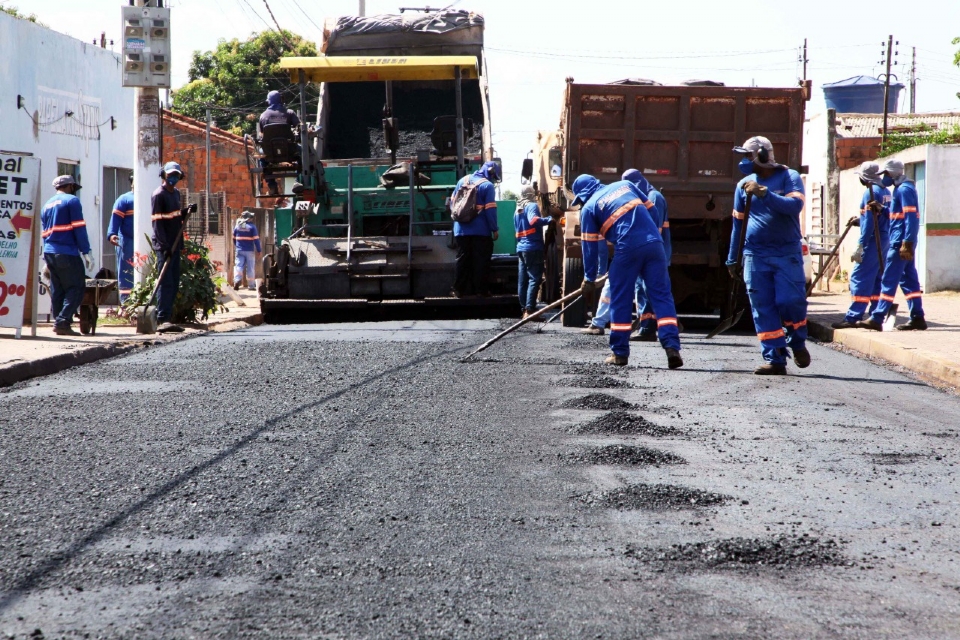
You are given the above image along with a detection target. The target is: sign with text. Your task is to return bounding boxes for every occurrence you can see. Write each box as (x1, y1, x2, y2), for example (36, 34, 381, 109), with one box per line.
(0, 154, 40, 329)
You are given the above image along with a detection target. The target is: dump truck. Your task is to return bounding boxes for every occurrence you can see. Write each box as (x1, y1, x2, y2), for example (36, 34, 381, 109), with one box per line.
(532, 78, 810, 326)
(254, 10, 518, 319)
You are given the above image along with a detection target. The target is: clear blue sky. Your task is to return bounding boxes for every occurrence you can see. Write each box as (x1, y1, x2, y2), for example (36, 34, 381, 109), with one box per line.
(20, 0, 960, 189)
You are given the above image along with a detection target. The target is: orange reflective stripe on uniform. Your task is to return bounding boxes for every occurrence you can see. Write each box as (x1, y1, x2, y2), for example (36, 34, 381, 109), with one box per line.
(889, 213, 905, 220)
(599, 198, 644, 236)
(902, 206, 918, 213)
(657, 317, 678, 327)
(151, 210, 182, 221)
(879, 293, 896, 302)
(869, 295, 880, 301)
(852, 295, 871, 303)
(661, 221, 670, 228)
(71, 220, 86, 228)
(484, 202, 497, 209)
(515, 228, 537, 238)
(905, 291, 923, 299)
(784, 319, 807, 329)
(757, 328, 785, 341)
(581, 232, 603, 241)
(610, 323, 633, 332)
(640, 313, 656, 321)
(600, 296, 611, 304)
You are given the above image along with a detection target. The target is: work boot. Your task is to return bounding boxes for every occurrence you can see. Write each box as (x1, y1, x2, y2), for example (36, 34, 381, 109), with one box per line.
(665, 348, 683, 370)
(831, 320, 857, 329)
(792, 347, 811, 368)
(754, 362, 787, 375)
(896, 316, 928, 331)
(54, 325, 79, 336)
(581, 325, 604, 336)
(233, 281, 241, 290)
(856, 318, 883, 331)
(630, 331, 657, 342)
(604, 354, 628, 367)
(157, 322, 184, 333)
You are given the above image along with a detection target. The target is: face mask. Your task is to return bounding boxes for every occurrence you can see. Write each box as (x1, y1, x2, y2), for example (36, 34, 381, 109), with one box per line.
(881, 174, 894, 187)
(738, 157, 755, 176)
(166, 174, 181, 186)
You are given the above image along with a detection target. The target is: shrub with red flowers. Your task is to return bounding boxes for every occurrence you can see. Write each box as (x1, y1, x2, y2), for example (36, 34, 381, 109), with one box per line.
(123, 236, 226, 323)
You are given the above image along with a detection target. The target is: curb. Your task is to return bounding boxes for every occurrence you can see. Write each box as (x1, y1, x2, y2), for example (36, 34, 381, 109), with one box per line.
(808, 318, 960, 391)
(0, 311, 264, 389)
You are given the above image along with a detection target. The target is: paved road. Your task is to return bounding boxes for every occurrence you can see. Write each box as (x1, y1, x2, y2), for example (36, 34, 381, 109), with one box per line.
(2, 321, 959, 638)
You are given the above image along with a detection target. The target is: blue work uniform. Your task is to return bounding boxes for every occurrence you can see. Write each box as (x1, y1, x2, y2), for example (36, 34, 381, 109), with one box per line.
(452, 167, 499, 296)
(633, 184, 670, 336)
(514, 201, 551, 312)
(728, 168, 806, 365)
(582, 179, 680, 357)
(151, 185, 183, 324)
(869, 180, 924, 323)
(107, 191, 135, 301)
(233, 220, 262, 289)
(843, 185, 890, 323)
(258, 97, 301, 192)
(41, 192, 91, 329)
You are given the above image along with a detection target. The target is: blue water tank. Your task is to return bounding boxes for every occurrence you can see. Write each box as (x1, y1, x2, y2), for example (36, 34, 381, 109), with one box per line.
(822, 75, 904, 113)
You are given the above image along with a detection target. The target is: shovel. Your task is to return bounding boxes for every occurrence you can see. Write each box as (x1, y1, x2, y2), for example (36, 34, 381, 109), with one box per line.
(707, 196, 752, 339)
(136, 232, 184, 334)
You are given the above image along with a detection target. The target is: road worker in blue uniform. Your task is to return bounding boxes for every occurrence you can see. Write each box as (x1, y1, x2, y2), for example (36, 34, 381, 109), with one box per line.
(41, 175, 94, 336)
(152, 161, 197, 333)
(258, 90, 301, 196)
(514, 185, 552, 317)
(107, 175, 135, 302)
(832, 162, 890, 329)
(622, 168, 671, 342)
(858, 158, 926, 331)
(452, 161, 500, 297)
(573, 174, 683, 369)
(233, 211, 262, 290)
(728, 136, 809, 375)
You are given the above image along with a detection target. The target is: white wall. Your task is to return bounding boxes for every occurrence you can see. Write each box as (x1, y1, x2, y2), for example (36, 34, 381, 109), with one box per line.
(0, 12, 134, 274)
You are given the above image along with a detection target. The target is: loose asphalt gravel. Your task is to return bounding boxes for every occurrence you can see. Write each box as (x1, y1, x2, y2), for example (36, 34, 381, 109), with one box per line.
(2, 319, 960, 638)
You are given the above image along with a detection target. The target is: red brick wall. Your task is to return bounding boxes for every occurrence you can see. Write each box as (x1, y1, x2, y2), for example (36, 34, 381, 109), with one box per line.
(161, 110, 256, 214)
(836, 137, 883, 171)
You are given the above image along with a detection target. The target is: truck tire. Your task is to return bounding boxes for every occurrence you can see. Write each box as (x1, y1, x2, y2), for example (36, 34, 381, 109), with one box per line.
(562, 256, 586, 327)
(542, 244, 560, 304)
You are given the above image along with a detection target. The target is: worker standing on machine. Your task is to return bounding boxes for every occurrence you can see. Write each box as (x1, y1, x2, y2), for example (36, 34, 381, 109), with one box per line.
(514, 184, 551, 317)
(857, 158, 926, 331)
(107, 175, 135, 303)
(573, 174, 682, 369)
(621, 168, 671, 342)
(452, 161, 500, 297)
(258, 90, 301, 196)
(832, 162, 890, 329)
(729, 136, 809, 375)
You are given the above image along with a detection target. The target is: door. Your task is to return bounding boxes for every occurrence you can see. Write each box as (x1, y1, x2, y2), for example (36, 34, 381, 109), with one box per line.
(912, 161, 926, 289)
(101, 167, 133, 276)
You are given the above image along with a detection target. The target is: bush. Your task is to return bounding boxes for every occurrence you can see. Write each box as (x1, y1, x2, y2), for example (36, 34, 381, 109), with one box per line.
(882, 123, 960, 155)
(123, 235, 226, 323)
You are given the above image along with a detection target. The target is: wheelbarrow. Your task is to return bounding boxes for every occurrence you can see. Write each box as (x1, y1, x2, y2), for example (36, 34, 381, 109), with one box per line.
(78, 279, 117, 335)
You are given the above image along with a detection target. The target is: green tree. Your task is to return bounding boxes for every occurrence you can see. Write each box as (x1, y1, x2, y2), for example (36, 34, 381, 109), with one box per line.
(0, 2, 44, 24)
(501, 189, 519, 201)
(172, 30, 317, 136)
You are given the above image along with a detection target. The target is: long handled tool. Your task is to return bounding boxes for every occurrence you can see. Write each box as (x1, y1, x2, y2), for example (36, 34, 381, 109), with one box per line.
(805, 217, 856, 297)
(462, 275, 607, 361)
(707, 196, 752, 339)
(536, 294, 582, 334)
(868, 185, 899, 328)
(136, 231, 184, 334)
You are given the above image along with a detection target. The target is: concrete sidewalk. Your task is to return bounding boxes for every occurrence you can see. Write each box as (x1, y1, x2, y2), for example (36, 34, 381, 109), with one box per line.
(807, 289, 960, 390)
(0, 290, 263, 387)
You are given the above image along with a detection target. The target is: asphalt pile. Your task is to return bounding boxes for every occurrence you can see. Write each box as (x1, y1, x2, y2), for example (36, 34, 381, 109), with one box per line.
(579, 483, 730, 510)
(562, 363, 628, 378)
(627, 535, 847, 569)
(571, 411, 682, 437)
(561, 394, 637, 411)
(567, 445, 686, 467)
(867, 452, 925, 465)
(366, 127, 482, 159)
(565, 376, 632, 390)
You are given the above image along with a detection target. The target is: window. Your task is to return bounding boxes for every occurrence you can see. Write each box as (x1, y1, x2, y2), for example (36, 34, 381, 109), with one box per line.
(57, 160, 80, 182)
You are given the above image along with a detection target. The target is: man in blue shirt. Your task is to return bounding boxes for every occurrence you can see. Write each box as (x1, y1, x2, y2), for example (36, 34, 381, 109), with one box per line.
(573, 174, 682, 369)
(107, 175, 135, 302)
(41, 175, 93, 335)
(514, 184, 551, 316)
(728, 136, 809, 375)
(858, 159, 926, 331)
(151, 161, 197, 333)
(258, 90, 301, 196)
(452, 161, 500, 297)
(233, 211, 262, 290)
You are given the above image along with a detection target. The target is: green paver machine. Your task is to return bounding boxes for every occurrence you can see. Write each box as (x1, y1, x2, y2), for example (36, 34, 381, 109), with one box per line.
(253, 11, 518, 318)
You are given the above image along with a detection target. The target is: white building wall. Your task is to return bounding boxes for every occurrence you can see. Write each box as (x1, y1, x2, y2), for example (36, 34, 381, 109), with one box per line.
(0, 12, 135, 274)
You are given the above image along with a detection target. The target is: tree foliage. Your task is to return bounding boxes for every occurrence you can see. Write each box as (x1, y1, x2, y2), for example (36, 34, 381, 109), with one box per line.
(882, 123, 960, 155)
(172, 30, 317, 136)
(0, 2, 44, 25)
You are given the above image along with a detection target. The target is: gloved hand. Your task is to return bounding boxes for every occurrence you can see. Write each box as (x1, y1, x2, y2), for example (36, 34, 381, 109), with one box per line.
(866, 200, 884, 214)
(580, 279, 596, 295)
(82, 253, 95, 274)
(181, 203, 198, 220)
(727, 262, 743, 281)
(851, 244, 864, 264)
(900, 241, 915, 261)
(848, 215, 860, 227)
(742, 181, 768, 198)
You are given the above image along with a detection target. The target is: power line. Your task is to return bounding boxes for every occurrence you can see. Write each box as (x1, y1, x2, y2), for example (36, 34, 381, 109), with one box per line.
(260, 0, 297, 49)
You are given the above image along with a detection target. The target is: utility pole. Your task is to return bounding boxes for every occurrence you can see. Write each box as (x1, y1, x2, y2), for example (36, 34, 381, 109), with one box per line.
(802, 38, 808, 80)
(359, 0, 366, 16)
(206, 108, 212, 237)
(131, 0, 163, 284)
(910, 46, 917, 114)
(881, 35, 894, 146)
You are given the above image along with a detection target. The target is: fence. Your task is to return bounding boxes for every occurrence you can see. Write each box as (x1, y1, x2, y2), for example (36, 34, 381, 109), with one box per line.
(180, 189, 225, 241)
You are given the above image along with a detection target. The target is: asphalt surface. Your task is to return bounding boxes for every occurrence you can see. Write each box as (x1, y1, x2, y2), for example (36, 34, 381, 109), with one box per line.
(2, 320, 960, 638)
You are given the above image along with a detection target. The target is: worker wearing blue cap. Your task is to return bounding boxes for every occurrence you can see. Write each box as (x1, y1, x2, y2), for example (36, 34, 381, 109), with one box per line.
(151, 161, 197, 333)
(451, 161, 501, 297)
(258, 90, 301, 196)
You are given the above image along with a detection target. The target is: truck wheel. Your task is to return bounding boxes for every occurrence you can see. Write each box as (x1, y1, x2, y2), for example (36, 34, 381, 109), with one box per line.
(542, 245, 560, 304)
(562, 257, 586, 327)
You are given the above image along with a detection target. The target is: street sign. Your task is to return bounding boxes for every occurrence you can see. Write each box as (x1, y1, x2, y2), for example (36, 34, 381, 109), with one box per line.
(121, 5, 171, 88)
(0, 154, 41, 335)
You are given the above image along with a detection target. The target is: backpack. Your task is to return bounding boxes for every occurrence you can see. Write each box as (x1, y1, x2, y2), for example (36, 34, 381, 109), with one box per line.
(450, 177, 487, 223)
